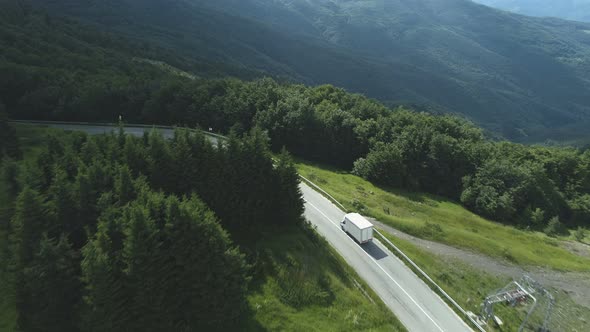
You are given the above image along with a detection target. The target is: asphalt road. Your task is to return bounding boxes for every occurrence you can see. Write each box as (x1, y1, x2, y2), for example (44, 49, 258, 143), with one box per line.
(30, 122, 471, 332)
(300, 184, 472, 332)
(28, 122, 220, 145)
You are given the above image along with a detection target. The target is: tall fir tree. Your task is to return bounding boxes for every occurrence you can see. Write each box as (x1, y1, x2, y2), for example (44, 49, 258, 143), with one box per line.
(274, 148, 304, 226)
(47, 166, 82, 246)
(10, 187, 50, 331)
(0, 105, 21, 160)
(82, 192, 249, 331)
(20, 235, 81, 332)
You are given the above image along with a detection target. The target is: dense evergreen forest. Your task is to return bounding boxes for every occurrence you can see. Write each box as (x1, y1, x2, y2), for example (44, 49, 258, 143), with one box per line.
(1, 4, 588, 230)
(0, 125, 303, 331)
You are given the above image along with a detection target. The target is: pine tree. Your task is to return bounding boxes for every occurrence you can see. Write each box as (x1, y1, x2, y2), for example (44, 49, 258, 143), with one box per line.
(10, 186, 46, 267)
(122, 134, 148, 176)
(162, 195, 249, 330)
(170, 129, 196, 195)
(1, 157, 19, 201)
(81, 213, 129, 332)
(47, 166, 81, 245)
(0, 108, 21, 160)
(82, 192, 250, 331)
(274, 148, 304, 226)
(146, 129, 173, 191)
(10, 187, 49, 331)
(19, 235, 81, 332)
(114, 165, 136, 205)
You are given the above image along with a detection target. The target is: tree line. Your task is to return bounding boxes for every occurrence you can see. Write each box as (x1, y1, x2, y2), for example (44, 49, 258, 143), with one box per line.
(0, 127, 303, 331)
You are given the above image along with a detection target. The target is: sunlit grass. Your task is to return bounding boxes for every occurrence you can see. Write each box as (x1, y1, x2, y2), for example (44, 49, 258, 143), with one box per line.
(246, 227, 405, 331)
(296, 161, 590, 272)
(377, 231, 590, 332)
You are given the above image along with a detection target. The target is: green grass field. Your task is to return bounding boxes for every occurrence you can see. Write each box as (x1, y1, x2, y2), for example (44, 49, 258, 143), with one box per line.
(296, 161, 590, 272)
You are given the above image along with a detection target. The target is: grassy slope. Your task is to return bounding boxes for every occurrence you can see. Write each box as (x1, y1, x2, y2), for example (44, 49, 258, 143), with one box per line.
(295, 160, 589, 330)
(0, 124, 404, 331)
(246, 228, 404, 331)
(296, 161, 590, 272)
(376, 232, 590, 332)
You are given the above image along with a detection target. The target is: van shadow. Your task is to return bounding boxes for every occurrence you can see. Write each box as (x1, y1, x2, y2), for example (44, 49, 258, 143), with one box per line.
(360, 241, 388, 260)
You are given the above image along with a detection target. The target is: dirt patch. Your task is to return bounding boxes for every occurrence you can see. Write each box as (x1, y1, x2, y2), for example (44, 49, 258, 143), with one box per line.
(371, 219, 590, 309)
(562, 240, 590, 259)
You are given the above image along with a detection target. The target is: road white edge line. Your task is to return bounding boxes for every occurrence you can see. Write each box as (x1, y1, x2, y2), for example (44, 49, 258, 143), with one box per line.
(304, 198, 446, 332)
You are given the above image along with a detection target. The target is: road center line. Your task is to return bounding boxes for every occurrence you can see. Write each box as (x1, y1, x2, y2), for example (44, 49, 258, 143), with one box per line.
(304, 198, 446, 332)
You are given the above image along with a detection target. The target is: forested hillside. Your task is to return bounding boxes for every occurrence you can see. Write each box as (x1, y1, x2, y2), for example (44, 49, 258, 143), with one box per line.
(1, 4, 588, 231)
(0, 3, 588, 330)
(29, 0, 590, 142)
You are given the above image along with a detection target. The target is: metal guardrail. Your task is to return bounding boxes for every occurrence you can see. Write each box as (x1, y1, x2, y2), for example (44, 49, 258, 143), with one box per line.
(298, 175, 348, 211)
(9, 119, 227, 140)
(374, 230, 486, 332)
(16, 119, 484, 331)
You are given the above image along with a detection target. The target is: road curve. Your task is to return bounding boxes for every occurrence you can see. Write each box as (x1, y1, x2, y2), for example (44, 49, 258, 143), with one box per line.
(301, 184, 471, 332)
(23, 122, 220, 145)
(24, 122, 471, 332)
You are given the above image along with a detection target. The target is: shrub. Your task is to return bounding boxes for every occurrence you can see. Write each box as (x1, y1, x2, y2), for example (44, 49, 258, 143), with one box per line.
(421, 221, 445, 240)
(274, 261, 333, 308)
(530, 208, 545, 226)
(544, 216, 566, 237)
(351, 199, 366, 212)
(574, 227, 587, 242)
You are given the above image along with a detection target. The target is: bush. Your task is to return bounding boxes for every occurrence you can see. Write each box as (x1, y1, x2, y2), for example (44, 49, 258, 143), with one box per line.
(421, 221, 445, 240)
(530, 208, 545, 226)
(274, 258, 333, 308)
(351, 198, 366, 212)
(501, 248, 517, 262)
(574, 227, 587, 242)
(544, 216, 566, 237)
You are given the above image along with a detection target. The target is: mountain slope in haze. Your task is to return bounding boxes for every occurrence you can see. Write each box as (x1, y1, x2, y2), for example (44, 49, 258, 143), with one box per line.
(474, 0, 590, 23)
(30, 0, 590, 142)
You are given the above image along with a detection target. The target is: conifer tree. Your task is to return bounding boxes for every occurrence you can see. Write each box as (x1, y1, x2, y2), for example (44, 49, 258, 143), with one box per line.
(47, 167, 80, 244)
(146, 129, 172, 191)
(10, 187, 49, 331)
(123, 134, 148, 176)
(82, 192, 249, 331)
(0, 108, 21, 160)
(19, 234, 80, 332)
(1, 157, 19, 200)
(81, 212, 129, 332)
(114, 165, 136, 205)
(10, 186, 46, 267)
(274, 148, 304, 226)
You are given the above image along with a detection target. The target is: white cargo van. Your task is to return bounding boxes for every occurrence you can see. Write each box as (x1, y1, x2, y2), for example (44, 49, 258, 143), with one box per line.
(340, 213, 374, 243)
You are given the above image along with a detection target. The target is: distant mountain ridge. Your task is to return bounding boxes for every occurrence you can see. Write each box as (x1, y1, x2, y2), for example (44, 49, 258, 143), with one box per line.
(28, 0, 590, 142)
(474, 0, 590, 22)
